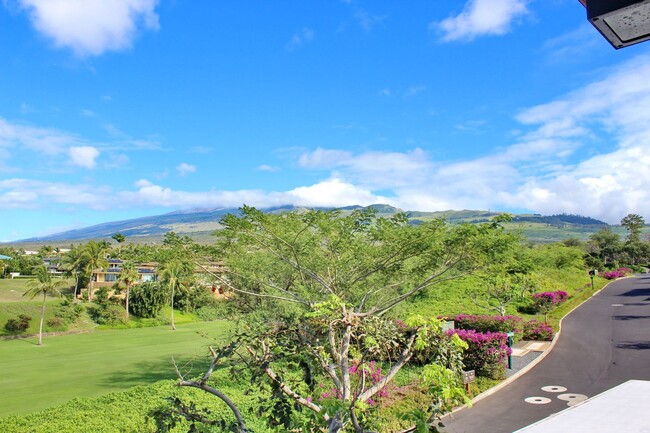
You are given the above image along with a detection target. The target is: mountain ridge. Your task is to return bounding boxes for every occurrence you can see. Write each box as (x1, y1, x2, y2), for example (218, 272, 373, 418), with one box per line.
(11, 205, 609, 243)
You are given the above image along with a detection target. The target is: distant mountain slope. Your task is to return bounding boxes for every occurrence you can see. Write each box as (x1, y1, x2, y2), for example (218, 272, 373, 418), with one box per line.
(13, 204, 609, 243)
(512, 213, 607, 226)
(18, 208, 235, 242)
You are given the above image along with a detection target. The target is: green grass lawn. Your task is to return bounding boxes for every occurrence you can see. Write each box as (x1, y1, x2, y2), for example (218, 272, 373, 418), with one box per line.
(0, 320, 232, 417)
(0, 278, 33, 302)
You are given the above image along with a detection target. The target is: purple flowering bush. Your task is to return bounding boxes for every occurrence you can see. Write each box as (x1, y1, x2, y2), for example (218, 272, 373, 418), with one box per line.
(532, 290, 568, 305)
(523, 320, 554, 341)
(531, 290, 569, 314)
(602, 268, 633, 280)
(449, 329, 511, 379)
(452, 314, 523, 342)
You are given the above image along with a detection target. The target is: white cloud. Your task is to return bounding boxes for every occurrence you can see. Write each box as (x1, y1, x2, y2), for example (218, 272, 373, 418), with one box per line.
(68, 146, 100, 169)
(190, 146, 213, 154)
(434, 0, 528, 42)
(298, 148, 352, 169)
(176, 162, 196, 176)
(0, 116, 160, 172)
(405, 85, 427, 98)
(0, 117, 84, 155)
(283, 178, 386, 207)
(378, 88, 391, 97)
(20, 102, 34, 114)
(18, 0, 160, 56)
(286, 27, 314, 50)
(455, 119, 487, 133)
(256, 164, 280, 172)
(298, 147, 433, 190)
(355, 10, 386, 32)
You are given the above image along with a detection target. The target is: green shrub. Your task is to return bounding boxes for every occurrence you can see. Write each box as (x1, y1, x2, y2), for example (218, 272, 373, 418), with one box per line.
(46, 316, 67, 331)
(129, 282, 167, 318)
(54, 300, 84, 324)
(4, 314, 31, 333)
(175, 285, 215, 313)
(194, 305, 221, 321)
(91, 304, 126, 326)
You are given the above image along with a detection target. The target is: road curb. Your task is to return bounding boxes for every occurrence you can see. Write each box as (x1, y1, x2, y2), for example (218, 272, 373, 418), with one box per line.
(449, 278, 614, 414)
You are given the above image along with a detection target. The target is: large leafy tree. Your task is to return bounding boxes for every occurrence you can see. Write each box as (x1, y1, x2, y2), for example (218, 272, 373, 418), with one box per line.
(621, 214, 645, 244)
(117, 261, 139, 321)
(82, 241, 109, 302)
(587, 227, 622, 268)
(620, 214, 648, 266)
(183, 207, 517, 432)
(24, 265, 69, 346)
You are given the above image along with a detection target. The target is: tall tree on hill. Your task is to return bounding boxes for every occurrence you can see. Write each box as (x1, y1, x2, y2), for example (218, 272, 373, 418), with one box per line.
(620, 214, 647, 266)
(621, 214, 645, 244)
(117, 261, 139, 321)
(24, 265, 69, 346)
(82, 241, 109, 302)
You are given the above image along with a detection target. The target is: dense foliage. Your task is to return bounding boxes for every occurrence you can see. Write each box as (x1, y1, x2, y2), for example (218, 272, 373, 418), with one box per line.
(129, 282, 167, 318)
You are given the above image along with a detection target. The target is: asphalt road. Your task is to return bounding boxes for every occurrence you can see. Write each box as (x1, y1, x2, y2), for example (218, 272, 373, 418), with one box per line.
(442, 274, 650, 433)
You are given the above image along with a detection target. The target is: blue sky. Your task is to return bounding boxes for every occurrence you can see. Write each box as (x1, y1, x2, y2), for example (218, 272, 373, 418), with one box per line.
(1, 0, 650, 241)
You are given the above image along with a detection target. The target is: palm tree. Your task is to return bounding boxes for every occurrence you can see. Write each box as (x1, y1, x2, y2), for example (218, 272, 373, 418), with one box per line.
(24, 265, 69, 346)
(159, 260, 189, 331)
(112, 233, 126, 255)
(82, 241, 108, 302)
(62, 246, 86, 300)
(117, 261, 139, 321)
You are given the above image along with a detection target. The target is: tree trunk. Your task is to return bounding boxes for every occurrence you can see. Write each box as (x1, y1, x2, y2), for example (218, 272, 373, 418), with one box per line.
(38, 292, 46, 346)
(171, 287, 176, 330)
(73, 273, 79, 300)
(125, 286, 130, 321)
(88, 279, 94, 302)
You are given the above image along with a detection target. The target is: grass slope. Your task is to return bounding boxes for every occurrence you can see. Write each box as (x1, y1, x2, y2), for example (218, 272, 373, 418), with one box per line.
(0, 278, 32, 302)
(0, 320, 231, 417)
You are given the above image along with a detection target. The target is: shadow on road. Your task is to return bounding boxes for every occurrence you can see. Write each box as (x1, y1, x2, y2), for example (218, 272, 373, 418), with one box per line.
(616, 341, 650, 350)
(613, 315, 650, 321)
(619, 288, 650, 298)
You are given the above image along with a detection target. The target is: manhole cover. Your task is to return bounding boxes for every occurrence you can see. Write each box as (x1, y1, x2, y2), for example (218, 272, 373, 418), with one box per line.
(525, 397, 552, 405)
(542, 385, 567, 393)
(557, 393, 588, 402)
